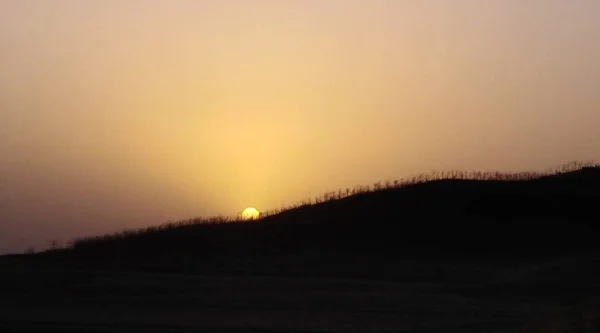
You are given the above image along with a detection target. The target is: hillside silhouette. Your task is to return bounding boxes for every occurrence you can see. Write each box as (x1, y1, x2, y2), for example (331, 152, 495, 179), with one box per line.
(3, 162, 600, 332)
(11, 161, 595, 277)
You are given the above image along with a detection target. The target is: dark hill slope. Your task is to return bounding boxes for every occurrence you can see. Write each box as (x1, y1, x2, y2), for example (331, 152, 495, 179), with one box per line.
(61, 166, 600, 265)
(268, 166, 600, 224)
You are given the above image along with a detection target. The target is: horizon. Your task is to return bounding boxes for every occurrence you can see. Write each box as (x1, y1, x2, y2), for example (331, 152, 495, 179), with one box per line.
(1, 0, 600, 253)
(3, 160, 598, 255)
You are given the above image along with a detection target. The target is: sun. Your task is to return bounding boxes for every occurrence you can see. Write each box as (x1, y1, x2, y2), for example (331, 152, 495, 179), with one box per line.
(241, 207, 260, 220)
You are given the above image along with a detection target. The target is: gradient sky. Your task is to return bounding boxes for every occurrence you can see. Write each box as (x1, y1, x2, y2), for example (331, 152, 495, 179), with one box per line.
(1, 0, 599, 253)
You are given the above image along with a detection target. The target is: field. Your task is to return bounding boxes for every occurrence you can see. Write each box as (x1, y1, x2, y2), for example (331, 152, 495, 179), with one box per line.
(3, 251, 600, 332)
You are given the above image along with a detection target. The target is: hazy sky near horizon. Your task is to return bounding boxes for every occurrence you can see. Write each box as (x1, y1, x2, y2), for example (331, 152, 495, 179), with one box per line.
(1, 0, 599, 253)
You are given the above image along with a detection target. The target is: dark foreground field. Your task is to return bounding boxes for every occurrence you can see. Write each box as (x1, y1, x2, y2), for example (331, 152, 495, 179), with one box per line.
(2, 164, 600, 332)
(2, 253, 600, 332)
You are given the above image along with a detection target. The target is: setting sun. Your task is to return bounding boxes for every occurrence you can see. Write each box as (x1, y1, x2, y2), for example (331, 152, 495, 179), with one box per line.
(241, 207, 260, 220)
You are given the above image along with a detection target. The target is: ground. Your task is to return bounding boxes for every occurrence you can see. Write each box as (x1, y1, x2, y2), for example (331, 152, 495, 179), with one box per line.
(2, 253, 599, 333)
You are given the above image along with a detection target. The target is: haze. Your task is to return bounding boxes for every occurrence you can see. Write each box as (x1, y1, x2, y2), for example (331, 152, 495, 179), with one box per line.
(1, 0, 599, 253)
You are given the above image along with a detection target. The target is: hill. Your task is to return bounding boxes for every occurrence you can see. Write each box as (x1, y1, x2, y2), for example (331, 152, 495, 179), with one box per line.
(3, 162, 600, 332)
(5, 162, 595, 276)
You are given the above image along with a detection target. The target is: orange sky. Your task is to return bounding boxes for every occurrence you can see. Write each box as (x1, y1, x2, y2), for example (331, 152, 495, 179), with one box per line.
(1, 0, 599, 253)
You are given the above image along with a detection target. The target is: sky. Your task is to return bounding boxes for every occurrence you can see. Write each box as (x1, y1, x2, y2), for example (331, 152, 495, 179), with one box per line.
(1, 0, 599, 253)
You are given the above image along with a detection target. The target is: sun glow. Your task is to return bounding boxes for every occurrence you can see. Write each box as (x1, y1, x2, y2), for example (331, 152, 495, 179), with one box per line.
(241, 207, 260, 220)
